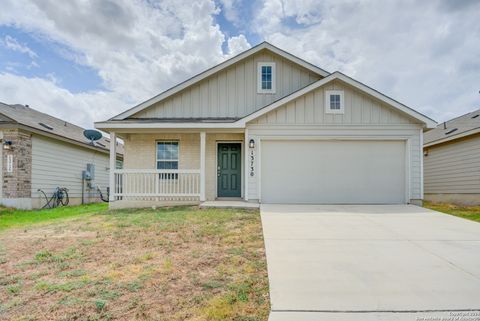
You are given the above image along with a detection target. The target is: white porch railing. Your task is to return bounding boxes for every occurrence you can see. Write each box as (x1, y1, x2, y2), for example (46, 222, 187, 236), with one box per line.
(112, 169, 201, 201)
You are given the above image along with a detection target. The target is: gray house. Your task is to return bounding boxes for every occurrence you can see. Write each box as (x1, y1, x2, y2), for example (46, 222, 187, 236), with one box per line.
(96, 42, 436, 209)
(0, 103, 123, 209)
(424, 109, 480, 205)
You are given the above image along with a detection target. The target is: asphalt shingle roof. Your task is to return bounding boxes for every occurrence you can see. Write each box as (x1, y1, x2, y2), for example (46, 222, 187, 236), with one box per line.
(0, 102, 123, 154)
(424, 108, 480, 146)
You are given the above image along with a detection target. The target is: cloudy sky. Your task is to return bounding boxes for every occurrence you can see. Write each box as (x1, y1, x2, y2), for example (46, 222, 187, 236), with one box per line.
(0, 0, 479, 128)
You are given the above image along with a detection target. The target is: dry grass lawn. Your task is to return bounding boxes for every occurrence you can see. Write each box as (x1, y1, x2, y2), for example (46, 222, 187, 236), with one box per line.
(0, 206, 269, 320)
(423, 201, 480, 223)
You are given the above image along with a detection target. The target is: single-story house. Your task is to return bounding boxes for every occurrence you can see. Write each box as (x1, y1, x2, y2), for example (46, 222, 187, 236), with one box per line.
(0, 102, 123, 209)
(423, 109, 480, 205)
(95, 42, 436, 208)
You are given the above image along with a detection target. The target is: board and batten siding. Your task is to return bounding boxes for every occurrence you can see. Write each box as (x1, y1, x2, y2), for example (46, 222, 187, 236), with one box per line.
(245, 80, 424, 202)
(424, 135, 480, 194)
(249, 80, 415, 126)
(31, 135, 110, 200)
(132, 49, 321, 119)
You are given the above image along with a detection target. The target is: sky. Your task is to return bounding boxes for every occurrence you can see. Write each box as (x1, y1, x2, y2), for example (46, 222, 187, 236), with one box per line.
(0, 0, 479, 129)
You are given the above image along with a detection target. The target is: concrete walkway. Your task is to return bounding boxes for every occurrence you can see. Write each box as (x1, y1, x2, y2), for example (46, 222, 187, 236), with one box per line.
(261, 204, 480, 321)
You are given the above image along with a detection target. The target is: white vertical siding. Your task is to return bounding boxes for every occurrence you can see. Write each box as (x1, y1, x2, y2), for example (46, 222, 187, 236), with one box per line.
(31, 135, 110, 200)
(132, 49, 321, 119)
(245, 80, 423, 202)
(249, 81, 415, 126)
(424, 135, 480, 194)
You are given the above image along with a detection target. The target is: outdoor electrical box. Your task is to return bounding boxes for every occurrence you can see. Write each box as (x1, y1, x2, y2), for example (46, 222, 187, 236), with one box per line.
(83, 163, 95, 181)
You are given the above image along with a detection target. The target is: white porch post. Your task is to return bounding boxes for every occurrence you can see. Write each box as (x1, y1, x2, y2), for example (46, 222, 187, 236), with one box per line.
(109, 131, 117, 202)
(199, 131, 206, 202)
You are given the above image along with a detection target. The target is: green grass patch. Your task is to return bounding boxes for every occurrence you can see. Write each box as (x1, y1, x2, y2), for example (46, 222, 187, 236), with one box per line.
(59, 269, 87, 278)
(6, 284, 22, 295)
(34, 247, 81, 266)
(0, 203, 108, 231)
(424, 201, 480, 223)
(58, 295, 82, 306)
(94, 299, 107, 312)
(35, 278, 90, 293)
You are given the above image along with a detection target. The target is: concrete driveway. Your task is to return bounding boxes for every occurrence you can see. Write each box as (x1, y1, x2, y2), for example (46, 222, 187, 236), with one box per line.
(261, 204, 480, 321)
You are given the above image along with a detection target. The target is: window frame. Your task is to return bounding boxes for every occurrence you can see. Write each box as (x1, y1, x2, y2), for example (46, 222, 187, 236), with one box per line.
(156, 141, 179, 171)
(325, 90, 345, 114)
(257, 62, 276, 94)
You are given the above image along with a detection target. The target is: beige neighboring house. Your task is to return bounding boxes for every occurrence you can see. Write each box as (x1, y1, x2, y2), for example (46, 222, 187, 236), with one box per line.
(423, 109, 480, 205)
(95, 42, 436, 209)
(0, 103, 123, 209)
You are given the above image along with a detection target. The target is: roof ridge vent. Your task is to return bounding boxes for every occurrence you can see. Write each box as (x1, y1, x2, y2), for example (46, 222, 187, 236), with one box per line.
(445, 128, 458, 135)
(38, 122, 53, 130)
(472, 114, 479, 119)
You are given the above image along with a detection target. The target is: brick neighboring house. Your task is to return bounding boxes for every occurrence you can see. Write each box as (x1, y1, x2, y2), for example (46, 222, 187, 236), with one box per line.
(0, 102, 123, 209)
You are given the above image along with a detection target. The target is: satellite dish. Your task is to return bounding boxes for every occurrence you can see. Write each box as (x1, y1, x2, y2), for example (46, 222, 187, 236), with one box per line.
(83, 129, 103, 145)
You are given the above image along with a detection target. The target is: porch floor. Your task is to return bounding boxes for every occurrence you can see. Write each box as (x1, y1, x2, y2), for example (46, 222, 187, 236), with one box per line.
(200, 200, 260, 209)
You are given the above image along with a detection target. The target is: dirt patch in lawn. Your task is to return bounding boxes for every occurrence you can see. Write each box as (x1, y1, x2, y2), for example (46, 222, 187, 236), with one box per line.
(0, 206, 269, 320)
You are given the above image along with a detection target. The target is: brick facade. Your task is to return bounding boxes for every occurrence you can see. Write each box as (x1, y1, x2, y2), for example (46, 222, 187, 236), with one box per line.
(2, 129, 32, 198)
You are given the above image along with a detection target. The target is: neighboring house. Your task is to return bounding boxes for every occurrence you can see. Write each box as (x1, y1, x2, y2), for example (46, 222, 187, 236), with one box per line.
(0, 103, 123, 209)
(95, 42, 436, 209)
(423, 109, 480, 205)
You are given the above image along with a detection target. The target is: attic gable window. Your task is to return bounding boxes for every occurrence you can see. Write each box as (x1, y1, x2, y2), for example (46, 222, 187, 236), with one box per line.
(257, 62, 276, 94)
(325, 90, 345, 114)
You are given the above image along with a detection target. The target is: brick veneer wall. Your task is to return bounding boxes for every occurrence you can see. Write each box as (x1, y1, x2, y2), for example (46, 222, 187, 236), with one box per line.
(2, 129, 32, 198)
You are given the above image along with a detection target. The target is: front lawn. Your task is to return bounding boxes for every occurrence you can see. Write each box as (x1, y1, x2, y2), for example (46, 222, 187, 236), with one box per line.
(0, 205, 269, 320)
(0, 203, 108, 231)
(424, 201, 480, 223)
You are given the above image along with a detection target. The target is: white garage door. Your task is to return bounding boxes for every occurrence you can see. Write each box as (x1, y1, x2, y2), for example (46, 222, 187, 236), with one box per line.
(261, 140, 406, 204)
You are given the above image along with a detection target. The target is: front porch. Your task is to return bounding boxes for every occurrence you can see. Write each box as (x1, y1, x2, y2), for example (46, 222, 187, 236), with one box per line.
(108, 130, 252, 208)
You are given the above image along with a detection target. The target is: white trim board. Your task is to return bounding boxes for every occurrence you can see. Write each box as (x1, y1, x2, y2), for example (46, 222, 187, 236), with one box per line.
(111, 42, 330, 120)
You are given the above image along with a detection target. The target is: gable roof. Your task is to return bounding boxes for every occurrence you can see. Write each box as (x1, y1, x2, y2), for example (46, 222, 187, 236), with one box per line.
(0, 102, 123, 155)
(424, 108, 480, 147)
(96, 72, 437, 131)
(239, 72, 437, 128)
(111, 41, 330, 120)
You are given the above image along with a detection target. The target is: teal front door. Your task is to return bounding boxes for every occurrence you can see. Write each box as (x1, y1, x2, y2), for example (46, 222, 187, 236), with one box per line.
(217, 143, 241, 197)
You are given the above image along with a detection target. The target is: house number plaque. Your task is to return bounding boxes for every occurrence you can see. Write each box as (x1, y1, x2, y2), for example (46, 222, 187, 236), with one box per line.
(249, 150, 255, 177)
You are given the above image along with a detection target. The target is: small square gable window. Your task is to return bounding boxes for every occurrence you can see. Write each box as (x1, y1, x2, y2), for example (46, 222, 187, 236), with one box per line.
(257, 62, 276, 94)
(325, 90, 345, 114)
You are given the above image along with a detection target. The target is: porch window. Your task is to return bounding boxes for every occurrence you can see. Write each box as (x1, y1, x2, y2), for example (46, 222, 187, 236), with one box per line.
(157, 142, 179, 178)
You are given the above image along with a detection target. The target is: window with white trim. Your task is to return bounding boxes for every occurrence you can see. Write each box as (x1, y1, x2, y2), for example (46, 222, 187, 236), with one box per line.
(257, 62, 276, 93)
(156, 141, 179, 170)
(325, 90, 345, 114)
